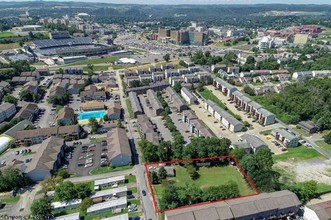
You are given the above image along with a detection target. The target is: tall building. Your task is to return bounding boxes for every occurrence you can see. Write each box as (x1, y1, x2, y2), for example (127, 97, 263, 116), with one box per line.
(158, 28, 170, 38)
(189, 32, 208, 46)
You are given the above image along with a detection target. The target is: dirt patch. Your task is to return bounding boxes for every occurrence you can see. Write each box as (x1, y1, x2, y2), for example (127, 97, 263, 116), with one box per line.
(274, 159, 331, 185)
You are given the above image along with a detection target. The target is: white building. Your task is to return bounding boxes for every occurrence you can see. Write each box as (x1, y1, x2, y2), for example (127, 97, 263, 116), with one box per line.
(54, 212, 80, 220)
(86, 197, 127, 215)
(181, 87, 197, 104)
(258, 36, 274, 50)
(52, 199, 82, 211)
(94, 176, 125, 188)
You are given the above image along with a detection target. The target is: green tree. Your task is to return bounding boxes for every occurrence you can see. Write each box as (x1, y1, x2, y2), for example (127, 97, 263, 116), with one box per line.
(0, 167, 31, 192)
(158, 166, 167, 180)
(76, 182, 92, 199)
(255, 148, 273, 170)
(158, 141, 173, 162)
(80, 198, 93, 215)
(230, 148, 247, 161)
(298, 180, 318, 202)
(243, 85, 255, 96)
(31, 196, 53, 220)
(173, 82, 182, 93)
(55, 168, 69, 179)
(138, 139, 159, 162)
(163, 53, 170, 62)
(2, 95, 17, 105)
(19, 90, 33, 102)
(40, 176, 63, 194)
(151, 171, 159, 184)
(103, 114, 109, 121)
(55, 181, 77, 202)
(88, 118, 99, 134)
(117, 120, 125, 128)
(324, 132, 331, 144)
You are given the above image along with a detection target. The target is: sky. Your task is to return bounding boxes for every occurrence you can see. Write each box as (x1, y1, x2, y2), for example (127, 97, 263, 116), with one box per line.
(74, 0, 330, 4)
(7, 0, 331, 4)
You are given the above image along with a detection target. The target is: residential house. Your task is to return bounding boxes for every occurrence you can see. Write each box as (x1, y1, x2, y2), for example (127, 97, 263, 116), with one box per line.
(106, 128, 132, 167)
(181, 87, 197, 104)
(0, 103, 16, 123)
(272, 128, 298, 147)
(0, 81, 11, 99)
(56, 107, 75, 125)
(147, 89, 164, 116)
(304, 200, 331, 220)
(25, 137, 66, 181)
(168, 76, 184, 87)
(52, 199, 82, 212)
(91, 186, 127, 201)
(15, 103, 39, 121)
(20, 71, 40, 80)
(237, 134, 268, 153)
(21, 81, 39, 94)
(152, 71, 165, 82)
(128, 92, 143, 118)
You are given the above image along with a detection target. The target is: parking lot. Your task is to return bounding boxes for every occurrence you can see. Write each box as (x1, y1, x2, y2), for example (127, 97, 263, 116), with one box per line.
(67, 141, 108, 176)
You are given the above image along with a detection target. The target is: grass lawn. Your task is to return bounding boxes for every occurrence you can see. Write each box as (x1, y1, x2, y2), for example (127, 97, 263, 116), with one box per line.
(316, 183, 331, 194)
(153, 166, 255, 202)
(91, 165, 133, 175)
(212, 41, 248, 48)
(315, 140, 331, 153)
(0, 43, 20, 50)
(125, 175, 136, 184)
(70, 56, 120, 65)
(128, 199, 141, 206)
(83, 65, 109, 72)
(292, 127, 310, 137)
(125, 98, 134, 119)
(90, 137, 107, 144)
(273, 146, 325, 161)
(56, 105, 64, 113)
(0, 32, 15, 38)
(0, 196, 20, 203)
(128, 187, 137, 194)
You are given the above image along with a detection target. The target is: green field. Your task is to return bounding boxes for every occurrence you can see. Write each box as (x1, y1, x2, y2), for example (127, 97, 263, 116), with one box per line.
(315, 140, 331, 153)
(153, 166, 255, 202)
(273, 146, 325, 161)
(90, 165, 133, 175)
(0, 32, 15, 39)
(69, 56, 120, 65)
(292, 127, 310, 137)
(212, 41, 248, 48)
(125, 98, 134, 119)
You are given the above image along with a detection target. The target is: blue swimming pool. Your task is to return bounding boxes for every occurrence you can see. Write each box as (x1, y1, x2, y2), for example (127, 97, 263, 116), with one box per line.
(79, 111, 106, 120)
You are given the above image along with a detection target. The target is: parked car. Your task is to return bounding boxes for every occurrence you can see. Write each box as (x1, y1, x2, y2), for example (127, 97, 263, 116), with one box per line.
(77, 163, 84, 167)
(142, 190, 146, 196)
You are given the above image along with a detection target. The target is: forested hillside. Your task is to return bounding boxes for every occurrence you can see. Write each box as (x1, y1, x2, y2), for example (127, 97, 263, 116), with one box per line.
(254, 78, 331, 129)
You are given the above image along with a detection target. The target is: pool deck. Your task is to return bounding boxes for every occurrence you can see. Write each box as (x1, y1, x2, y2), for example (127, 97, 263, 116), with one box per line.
(77, 118, 104, 125)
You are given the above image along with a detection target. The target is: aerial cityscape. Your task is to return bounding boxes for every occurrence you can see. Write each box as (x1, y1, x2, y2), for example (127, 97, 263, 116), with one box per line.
(0, 1, 330, 220)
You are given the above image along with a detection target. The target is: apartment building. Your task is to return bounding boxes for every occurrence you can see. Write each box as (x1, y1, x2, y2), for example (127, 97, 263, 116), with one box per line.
(182, 110, 214, 138)
(15, 125, 80, 146)
(272, 128, 299, 147)
(166, 87, 188, 112)
(128, 92, 143, 118)
(147, 89, 164, 116)
(204, 100, 243, 132)
(0, 103, 16, 123)
(181, 87, 197, 104)
(213, 77, 237, 97)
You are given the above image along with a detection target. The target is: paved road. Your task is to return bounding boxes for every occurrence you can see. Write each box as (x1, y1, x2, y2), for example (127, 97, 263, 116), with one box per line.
(135, 165, 156, 220)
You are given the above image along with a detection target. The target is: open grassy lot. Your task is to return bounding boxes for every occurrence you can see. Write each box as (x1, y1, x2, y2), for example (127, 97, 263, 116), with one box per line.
(90, 165, 133, 175)
(316, 183, 331, 194)
(125, 98, 134, 119)
(291, 127, 310, 137)
(70, 56, 120, 65)
(153, 165, 255, 202)
(315, 140, 331, 153)
(273, 146, 325, 161)
(0, 32, 15, 38)
(0, 42, 20, 50)
(212, 41, 248, 48)
(83, 65, 109, 72)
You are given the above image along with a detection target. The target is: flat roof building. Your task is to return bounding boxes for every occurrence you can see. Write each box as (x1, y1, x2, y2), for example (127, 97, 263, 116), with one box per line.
(87, 197, 127, 215)
(94, 176, 125, 187)
(91, 186, 127, 200)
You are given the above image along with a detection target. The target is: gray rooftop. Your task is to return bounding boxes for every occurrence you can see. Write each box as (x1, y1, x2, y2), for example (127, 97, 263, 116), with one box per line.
(147, 89, 164, 111)
(241, 134, 267, 150)
(214, 77, 237, 90)
(206, 100, 243, 127)
(128, 91, 143, 113)
(272, 128, 297, 141)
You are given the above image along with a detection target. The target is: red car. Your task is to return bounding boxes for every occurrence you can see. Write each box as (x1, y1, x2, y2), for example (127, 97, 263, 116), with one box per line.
(102, 148, 108, 152)
(88, 149, 95, 152)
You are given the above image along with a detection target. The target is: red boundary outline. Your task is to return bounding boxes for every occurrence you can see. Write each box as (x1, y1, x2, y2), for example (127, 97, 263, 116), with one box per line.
(144, 155, 260, 213)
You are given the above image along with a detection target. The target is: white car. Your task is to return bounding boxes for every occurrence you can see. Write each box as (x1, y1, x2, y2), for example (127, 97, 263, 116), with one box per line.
(84, 163, 93, 168)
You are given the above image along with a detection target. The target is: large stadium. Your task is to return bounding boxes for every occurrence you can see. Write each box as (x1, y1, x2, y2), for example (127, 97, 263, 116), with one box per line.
(30, 36, 117, 57)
